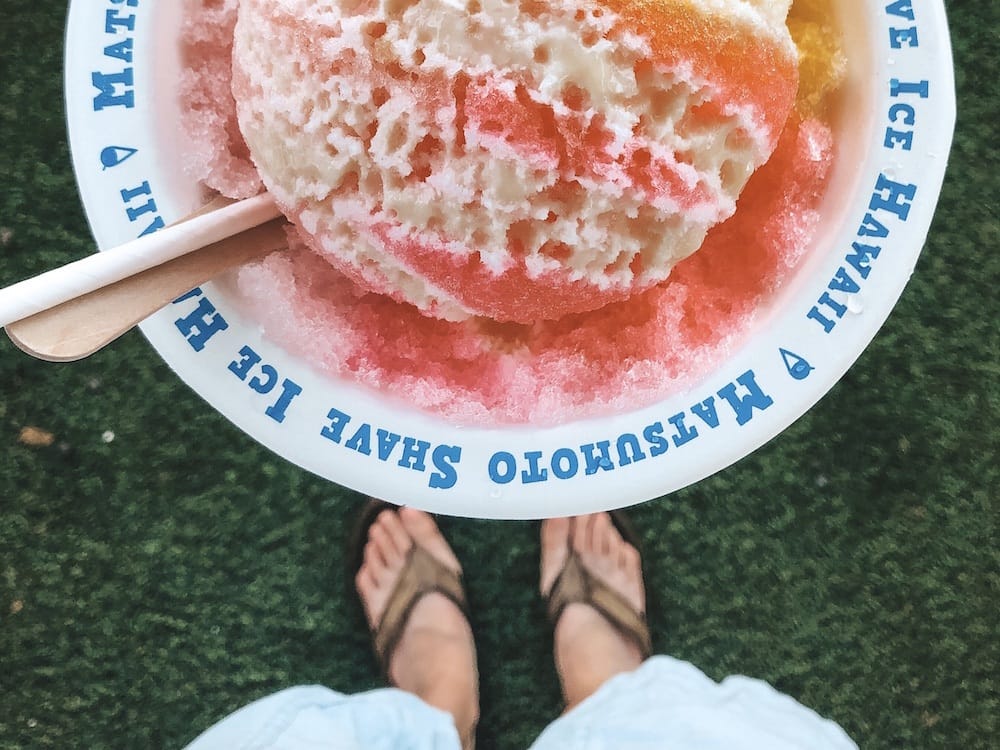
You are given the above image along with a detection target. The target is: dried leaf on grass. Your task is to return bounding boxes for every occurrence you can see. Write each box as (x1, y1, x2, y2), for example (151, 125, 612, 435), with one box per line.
(18, 426, 55, 447)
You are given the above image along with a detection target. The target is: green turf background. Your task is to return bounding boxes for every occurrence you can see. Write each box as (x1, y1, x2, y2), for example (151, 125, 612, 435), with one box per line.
(1, 1, 997, 748)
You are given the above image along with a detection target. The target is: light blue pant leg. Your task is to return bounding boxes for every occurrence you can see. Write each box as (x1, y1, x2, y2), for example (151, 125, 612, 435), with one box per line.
(183, 685, 463, 750)
(528, 656, 858, 750)
(184, 658, 856, 750)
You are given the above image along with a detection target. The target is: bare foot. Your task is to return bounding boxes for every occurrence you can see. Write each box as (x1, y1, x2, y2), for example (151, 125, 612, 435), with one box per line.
(540, 513, 647, 711)
(355, 506, 479, 749)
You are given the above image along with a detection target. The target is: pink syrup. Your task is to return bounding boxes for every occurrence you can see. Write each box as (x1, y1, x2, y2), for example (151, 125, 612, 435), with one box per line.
(178, 5, 834, 426)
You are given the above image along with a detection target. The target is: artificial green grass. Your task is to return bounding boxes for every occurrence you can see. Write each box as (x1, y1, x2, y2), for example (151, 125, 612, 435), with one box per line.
(1, 1, 997, 748)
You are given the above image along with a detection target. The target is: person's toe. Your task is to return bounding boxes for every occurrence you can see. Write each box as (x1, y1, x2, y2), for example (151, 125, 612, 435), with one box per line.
(573, 513, 599, 556)
(619, 532, 639, 572)
(540, 516, 572, 596)
(369, 521, 404, 576)
(398, 506, 461, 574)
(592, 511, 619, 556)
(376, 508, 414, 561)
(362, 532, 385, 576)
(354, 564, 376, 603)
(357, 534, 394, 627)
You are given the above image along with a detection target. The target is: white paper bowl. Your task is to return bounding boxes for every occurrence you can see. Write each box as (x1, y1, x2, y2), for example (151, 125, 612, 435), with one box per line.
(64, 0, 955, 518)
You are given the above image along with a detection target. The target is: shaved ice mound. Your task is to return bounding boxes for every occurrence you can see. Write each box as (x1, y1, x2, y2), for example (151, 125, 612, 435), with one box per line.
(234, 114, 833, 423)
(231, 0, 799, 323)
(178, 0, 845, 425)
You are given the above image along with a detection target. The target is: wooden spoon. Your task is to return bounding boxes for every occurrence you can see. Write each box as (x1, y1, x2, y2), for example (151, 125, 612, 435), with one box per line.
(1, 194, 288, 362)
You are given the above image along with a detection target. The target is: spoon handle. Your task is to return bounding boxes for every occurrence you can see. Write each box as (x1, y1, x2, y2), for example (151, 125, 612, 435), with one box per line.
(2, 194, 288, 362)
(0, 192, 281, 329)
(5, 218, 288, 362)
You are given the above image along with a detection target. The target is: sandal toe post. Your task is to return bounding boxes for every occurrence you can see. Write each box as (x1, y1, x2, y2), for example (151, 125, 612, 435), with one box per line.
(543, 513, 653, 660)
(373, 544, 468, 676)
(352, 499, 470, 682)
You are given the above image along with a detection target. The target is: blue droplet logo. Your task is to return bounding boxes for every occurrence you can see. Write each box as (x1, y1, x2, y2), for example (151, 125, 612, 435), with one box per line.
(100, 146, 138, 169)
(780, 348, 814, 380)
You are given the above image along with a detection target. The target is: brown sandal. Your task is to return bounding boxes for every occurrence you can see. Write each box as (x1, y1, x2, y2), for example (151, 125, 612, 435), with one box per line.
(351, 500, 470, 681)
(543, 513, 653, 660)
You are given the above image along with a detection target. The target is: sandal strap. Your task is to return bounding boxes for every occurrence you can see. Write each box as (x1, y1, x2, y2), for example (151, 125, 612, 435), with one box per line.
(373, 545, 468, 679)
(546, 552, 652, 659)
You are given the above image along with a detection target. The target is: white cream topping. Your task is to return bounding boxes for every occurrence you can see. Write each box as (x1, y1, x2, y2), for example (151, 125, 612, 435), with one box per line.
(233, 0, 795, 321)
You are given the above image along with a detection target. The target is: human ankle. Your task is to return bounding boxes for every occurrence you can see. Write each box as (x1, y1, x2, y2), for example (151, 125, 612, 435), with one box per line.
(555, 604, 643, 709)
(389, 598, 479, 740)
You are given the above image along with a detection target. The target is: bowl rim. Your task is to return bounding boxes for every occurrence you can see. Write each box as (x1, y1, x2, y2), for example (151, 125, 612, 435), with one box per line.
(63, 0, 956, 518)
